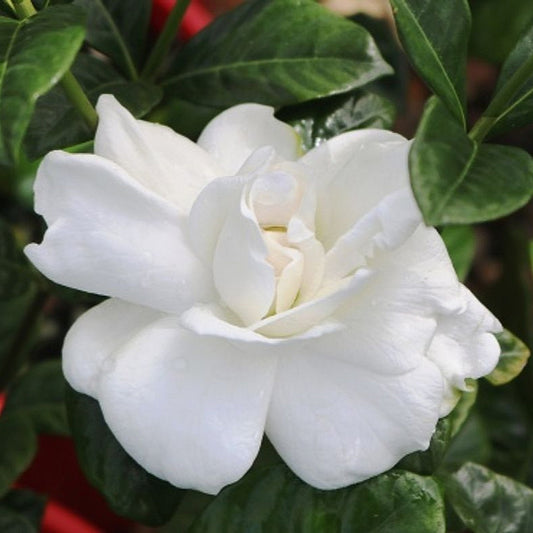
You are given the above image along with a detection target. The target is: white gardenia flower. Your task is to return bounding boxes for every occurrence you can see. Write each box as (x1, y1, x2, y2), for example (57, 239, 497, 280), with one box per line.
(26, 95, 501, 495)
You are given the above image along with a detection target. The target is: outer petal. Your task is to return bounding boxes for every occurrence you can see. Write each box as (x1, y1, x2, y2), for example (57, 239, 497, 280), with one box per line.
(95, 95, 222, 213)
(93, 315, 278, 494)
(428, 285, 502, 391)
(63, 298, 163, 397)
(197, 104, 301, 175)
(300, 129, 411, 248)
(266, 351, 443, 489)
(25, 152, 214, 313)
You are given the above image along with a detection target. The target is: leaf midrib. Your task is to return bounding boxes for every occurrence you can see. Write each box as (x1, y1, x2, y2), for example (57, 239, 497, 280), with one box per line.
(165, 56, 382, 85)
(394, 0, 465, 126)
(92, 0, 137, 80)
(431, 141, 479, 221)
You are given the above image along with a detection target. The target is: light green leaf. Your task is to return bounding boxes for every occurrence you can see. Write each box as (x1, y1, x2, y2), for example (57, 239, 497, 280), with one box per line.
(390, 0, 470, 126)
(4, 360, 69, 436)
(278, 90, 396, 151)
(410, 97, 533, 225)
(25, 53, 162, 159)
(0, 5, 86, 166)
(486, 329, 530, 386)
(444, 462, 533, 533)
(192, 466, 445, 532)
(440, 225, 476, 281)
(164, 0, 392, 108)
(489, 23, 533, 136)
(66, 387, 182, 526)
(73, 0, 151, 79)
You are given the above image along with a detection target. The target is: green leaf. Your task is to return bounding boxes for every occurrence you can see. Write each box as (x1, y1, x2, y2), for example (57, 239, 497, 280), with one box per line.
(277, 89, 396, 151)
(469, 0, 533, 65)
(25, 53, 162, 159)
(410, 97, 533, 225)
(66, 386, 182, 526)
(398, 382, 477, 475)
(0, 489, 46, 532)
(486, 329, 530, 386)
(73, 0, 151, 79)
(444, 463, 533, 533)
(0, 5, 86, 166)
(4, 360, 69, 436)
(440, 225, 476, 281)
(390, 0, 470, 126)
(0, 417, 37, 497)
(0, 260, 39, 386)
(163, 0, 392, 108)
(192, 466, 445, 532)
(489, 23, 533, 136)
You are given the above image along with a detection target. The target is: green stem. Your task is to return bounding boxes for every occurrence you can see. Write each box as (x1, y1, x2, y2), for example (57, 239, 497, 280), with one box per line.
(60, 72, 98, 131)
(469, 53, 533, 143)
(12, 0, 35, 18)
(141, 0, 191, 81)
(4, 0, 15, 14)
(12, 0, 98, 132)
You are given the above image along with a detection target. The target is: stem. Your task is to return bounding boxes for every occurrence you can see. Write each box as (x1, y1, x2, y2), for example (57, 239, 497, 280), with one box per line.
(60, 72, 98, 131)
(13, 0, 98, 132)
(141, 0, 191, 81)
(469, 53, 533, 143)
(4, 0, 15, 14)
(12, 0, 35, 18)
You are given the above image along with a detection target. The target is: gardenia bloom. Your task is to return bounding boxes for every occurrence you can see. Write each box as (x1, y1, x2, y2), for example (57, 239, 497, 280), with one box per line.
(26, 95, 501, 495)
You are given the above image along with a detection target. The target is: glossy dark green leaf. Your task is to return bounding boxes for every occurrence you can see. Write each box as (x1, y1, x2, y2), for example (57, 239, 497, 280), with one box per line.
(0, 417, 37, 497)
(66, 387, 182, 525)
(488, 23, 533, 136)
(397, 382, 477, 475)
(192, 465, 444, 532)
(4, 361, 68, 436)
(164, 0, 392, 108)
(445, 463, 533, 533)
(25, 54, 162, 159)
(390, 0, 470, 126)
(277, 90, 395, 151)
(469, 0, 533, 65)
(0, 5, 86, 166)
(410, 97, 533, 225)
(73, 0, 151, 78)
(0, 489, 46, 532)
(440, 225, 476, 281)
(485, 329, 530, 386)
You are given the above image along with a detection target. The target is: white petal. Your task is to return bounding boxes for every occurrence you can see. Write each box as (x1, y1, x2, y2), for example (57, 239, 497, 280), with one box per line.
(197, 104, 301, 175)
(213, 188, 275, 325)
(95, 95, 222, 213)
(428, 285, 502, 390)
(252, 269, 373, 338)
(324, 188, 421, 283)
(63, 299, 162, 397)
(94, 316, 277, 494)
(266, 352, 443, 489)
(25, 151, 214, 313)
(300, 129, 411, 249)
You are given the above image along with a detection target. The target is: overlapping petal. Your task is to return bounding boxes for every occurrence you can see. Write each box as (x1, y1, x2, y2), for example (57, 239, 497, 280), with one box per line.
(197, 103, 301, 175)
(25, 151, 214, 313)
(95, 95, 222, 213)
(93, 315, 278, 494)
(266, 351, 443, 489)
